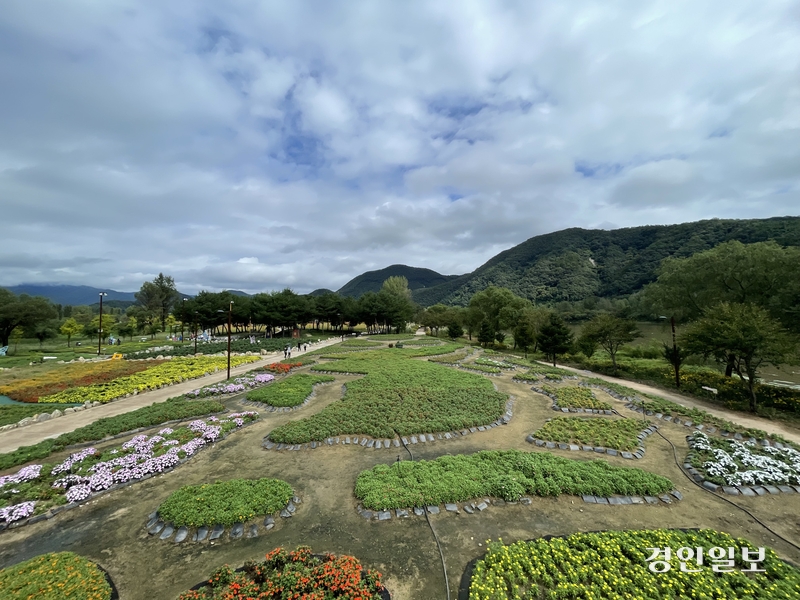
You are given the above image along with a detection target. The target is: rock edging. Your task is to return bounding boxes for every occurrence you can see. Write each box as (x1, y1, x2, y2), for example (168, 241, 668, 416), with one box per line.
(525, 422, 657, 460)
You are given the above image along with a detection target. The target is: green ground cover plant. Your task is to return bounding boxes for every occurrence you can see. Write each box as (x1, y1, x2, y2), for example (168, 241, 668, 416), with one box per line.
(513, 363, 574, 382)
(177, 546, 385, 600)
(158, 478, 293, 527)
(246, 373, 335, 407)
(40, 356, 260, 404)
(398, 337, 444, 345)
(475, 357, 515, 369)
(123, 337, 322, 358)
(365, 333, 415, 340)
(0, 399, 225, 471)
(461, 363, 501, 374)
(355, 449, 673, 508)
(538, 384, 612, 410)
(341, 339, 383, 347)
(532, 417, 649, 451)
(268, 349, 506, 443)
(427, 351, 469, 364)
(0, 551, 112, 600)
(469, 529, 800, 600)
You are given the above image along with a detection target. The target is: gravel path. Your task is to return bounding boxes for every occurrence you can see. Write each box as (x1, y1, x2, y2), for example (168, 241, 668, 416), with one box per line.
(546, 361, 800, 445)
(0, 337, 343, 454)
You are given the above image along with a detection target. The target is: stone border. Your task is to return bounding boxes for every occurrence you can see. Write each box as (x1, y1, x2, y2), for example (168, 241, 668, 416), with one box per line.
(531, 385, 614, 414)
(145, 495, 301, 544)
(0, 416, 259, 533)
(357, 488, 682, 521)
(684, 433, 800, 497)
(525, 422, 657, 460)
(457, 364, 502, 376)
(262, 398, 516, 451)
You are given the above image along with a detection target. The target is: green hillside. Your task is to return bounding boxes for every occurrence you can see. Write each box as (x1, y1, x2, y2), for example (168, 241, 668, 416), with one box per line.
(337, 264, 460, 298)
(412, 216, 800, 306)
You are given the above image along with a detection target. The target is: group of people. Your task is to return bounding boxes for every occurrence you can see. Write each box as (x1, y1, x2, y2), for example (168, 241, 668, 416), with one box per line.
(283, 341, 309, 359)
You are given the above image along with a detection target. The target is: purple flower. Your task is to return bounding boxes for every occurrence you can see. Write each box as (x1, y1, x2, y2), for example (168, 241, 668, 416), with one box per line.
(0, 464, 43, 488)
(51, 449, 97, 476)
(0, 501, 36, 523)
(65, 484, 92, 503)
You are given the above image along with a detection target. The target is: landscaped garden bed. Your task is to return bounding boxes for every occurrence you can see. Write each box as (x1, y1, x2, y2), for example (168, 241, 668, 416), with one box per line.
(158, 478, 293, 527)
(474, 357, 515, 369)
(246, 373, 335, 407)
(184, 372, 274, 398)
(687, 431, 800, 489)
(512, 363, 576, 382)
(460, 363, 502, 375)
(264, 359, 314, 373)
(355, 449, 674, 509)
(530, 417, 651, 452)
(0, 551, 115, 600)
(39, 356, 261, 404)
(533, 384, 612, 411)
(267, 349, 507, 443)
(177, 546, 386, 599)
(123, 337, 322, 359)
(0, 412, 259, 527)
(467, 529, 800, 600)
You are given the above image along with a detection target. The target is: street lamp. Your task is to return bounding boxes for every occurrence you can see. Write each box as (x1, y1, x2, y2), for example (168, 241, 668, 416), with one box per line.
(217, 301, 234, 379)
(97, 292, 107, 355)
(181, 298, 188, 344)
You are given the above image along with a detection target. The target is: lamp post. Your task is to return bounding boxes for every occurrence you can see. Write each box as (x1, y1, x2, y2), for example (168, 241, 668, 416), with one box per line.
(97, 292, 107, 355)
(217, 301, 234, 379)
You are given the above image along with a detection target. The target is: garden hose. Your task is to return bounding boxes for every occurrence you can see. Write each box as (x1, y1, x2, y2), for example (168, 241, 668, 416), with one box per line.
(397, 433, 452, 600)
(611, 408, 800, 553)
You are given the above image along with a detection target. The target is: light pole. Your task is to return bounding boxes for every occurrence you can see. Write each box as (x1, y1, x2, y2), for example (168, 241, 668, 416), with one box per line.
(97, 292, 107, 355)
(217, 301, 234, 379)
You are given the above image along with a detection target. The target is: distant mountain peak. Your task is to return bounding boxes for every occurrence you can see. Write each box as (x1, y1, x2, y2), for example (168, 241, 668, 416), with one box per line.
(337, 264, 461, 298)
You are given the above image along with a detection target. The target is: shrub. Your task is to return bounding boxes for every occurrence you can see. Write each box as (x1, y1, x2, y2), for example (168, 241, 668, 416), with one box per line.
(532, 417, 649, 451)
(0, 552, 112, 600)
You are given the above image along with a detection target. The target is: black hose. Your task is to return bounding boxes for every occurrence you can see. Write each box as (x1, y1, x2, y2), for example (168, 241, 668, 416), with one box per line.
(397, 433, 451, 600)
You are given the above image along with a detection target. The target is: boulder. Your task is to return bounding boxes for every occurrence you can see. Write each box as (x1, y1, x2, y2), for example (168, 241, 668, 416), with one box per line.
(17, 418, 32, 427)
(51, 409, 63, 418)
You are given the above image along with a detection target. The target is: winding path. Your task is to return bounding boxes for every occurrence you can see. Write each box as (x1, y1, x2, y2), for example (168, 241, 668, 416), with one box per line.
(545, 361, 800, 445)
(0, 337, 343, 454)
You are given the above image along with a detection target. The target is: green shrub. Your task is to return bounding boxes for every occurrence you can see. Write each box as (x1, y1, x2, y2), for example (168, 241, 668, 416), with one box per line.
(538, 385, 611, 410)
(0, 552, 112, 600)
(246, 374, 335, 407)
(158, 478, 293, 527)
(532, 417, 649, 451)
(355, 450, 673, 508)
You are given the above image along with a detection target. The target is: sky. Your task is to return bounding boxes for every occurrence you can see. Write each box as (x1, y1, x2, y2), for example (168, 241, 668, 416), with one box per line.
(2, 1, 799, 295)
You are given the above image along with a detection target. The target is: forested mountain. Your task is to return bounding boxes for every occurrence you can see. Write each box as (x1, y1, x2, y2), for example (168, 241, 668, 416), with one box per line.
(412, 216, 800, 306)
(337, 264, 460, 298)
(4, 284, 136, 305)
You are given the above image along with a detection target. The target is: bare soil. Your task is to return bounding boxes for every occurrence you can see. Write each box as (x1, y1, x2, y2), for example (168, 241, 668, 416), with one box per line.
(1, 358, 799, 600)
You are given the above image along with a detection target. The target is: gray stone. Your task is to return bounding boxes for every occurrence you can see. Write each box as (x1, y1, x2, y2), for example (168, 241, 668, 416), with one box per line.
(663, 415, 672, 422)
(670, 490, 683, 501)
(444, 433, 452, 439)
(286, 501, 296, 514)
(147, 515, 159, 529)
(174, 526, 189, 543)
(621, 451, 634, 459)
(247, 524, 259, 538)
(427, 434, 435, 442)
(311, 441, 317, 449)
(558, 443, 569, 450)
(265, 523, 275, 530)
(410, 436, 417, 444)
(738, 487, 756, 497)
(607, 449, 618, 457)
(367, 440, 374, 448)
(752, 486, 767, 496)
(401, 437, 409, 444)
(793, 485, 800, 493)
(159, 524, 175, 540)
(526, 434, 535, 443)
(521, 497, 532, 505)
(264, 516, 275, 526)
(581, 445, 593, 451)
(463, 505, 474, 514)
(593, 447, 605, 453)
(654, 413, 663, 419)
(210, 524, 225, 540)
(777, 485, 795, 494)
(568, 444, 580, 451)
(630, 496, 644, 504)
(36, 413, 51, 422)
(722, 486, 740, 495)
(230, 523, 244, 539)
(196, 526, 209, 541)
(393, 439, 400, 447)
(148, 521, 165, 535)
(705, 426, 716, 434)
(427, 505, 440, 514)
(375, 440, 382, 449)
(493, 498, 506, 506)
(608, 496, 622, 505)
(477, 426, 486, 432)
(734, 433, 743, 440)
(644, 496, 659, 504)
(764, 485, 780, 494)
(360, 438, 368, 446)
(582, 495, 596, 503)
(561, 407, 569, 413)
(377, 511, 391, 521)
(545, 442, 556, 449)
(293, 496, 301, 504)
(280, 509, 292, 518)
(476, 502, 488, 511)
(353, 437, 359, 444)
(535, 440, 545, 447)
(413, 507, 425, 516)
(595, 497, 609, 504)
(774, 442, 785, 449)
(396, 509, 409, 518)
(658, 494, 673, 504)
(619, 496, 633, 505)
(445, 503, 459, 512)
(345, 437, 351, 444)
(702, 481, 720, 492)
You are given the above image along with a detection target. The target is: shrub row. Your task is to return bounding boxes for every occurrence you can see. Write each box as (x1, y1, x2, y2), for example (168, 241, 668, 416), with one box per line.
(532, 417, 649, 451)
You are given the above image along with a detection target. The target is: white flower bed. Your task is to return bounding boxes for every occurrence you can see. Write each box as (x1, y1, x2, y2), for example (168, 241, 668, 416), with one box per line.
(689, 432, 800, 486)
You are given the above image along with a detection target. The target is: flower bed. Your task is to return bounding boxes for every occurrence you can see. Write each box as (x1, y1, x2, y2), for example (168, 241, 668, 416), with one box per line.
(461, 363, 502, 374)
(688, 432, 800, 487)
(185, 372, 274, 398)
(268, 349, 506, 443)
(427, 351, 469, 365)
(398, 337, 444, 345)
(475, 357, 515, 369)
(264, 361, 307, 374)
(0, 551, 113, 600)
(355, 449, 673, 508)
(0, 360, 161, 403)
(178, 546, 385, 600)
(246, 373, 335, 407)
(468, 529, 800, 600)
(0, 399, 225, 471)
(39, 356, 261, 404)
(158, 478, 293, 527)
(531, 417, 650, 452)
(124, 337, 322, 358)
(513, 363, 575, 383)
(535, 384, 612, 410)
(341, 339, 383, 347)
(0, 412, 258, 525)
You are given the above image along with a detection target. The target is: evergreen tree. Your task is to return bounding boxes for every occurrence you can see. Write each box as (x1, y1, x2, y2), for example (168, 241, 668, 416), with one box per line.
(477, 320, 494, 348)
(537, 314, 574, 367)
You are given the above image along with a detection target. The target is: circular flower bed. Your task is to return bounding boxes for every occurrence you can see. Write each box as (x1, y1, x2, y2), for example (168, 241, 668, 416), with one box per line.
(469, 529, 800, 599)
(0, 552, 114, 600)
(158, 478, 293, 527)
(177, 546, 385, 599)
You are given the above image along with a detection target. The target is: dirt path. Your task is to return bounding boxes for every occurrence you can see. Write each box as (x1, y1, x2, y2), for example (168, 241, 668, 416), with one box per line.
(0, 337, 343, 454)
(545, 361, 800, 445)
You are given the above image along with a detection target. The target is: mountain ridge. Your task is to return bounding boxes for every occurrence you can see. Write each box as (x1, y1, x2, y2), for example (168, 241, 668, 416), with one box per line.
(336, 264, 461, 298)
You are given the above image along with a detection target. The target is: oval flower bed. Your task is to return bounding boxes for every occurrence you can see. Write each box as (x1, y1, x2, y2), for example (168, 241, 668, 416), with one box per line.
(355, 449, 673, 508)
(535, 384, 612, 411)
(177, 546, 385, 600)
(158, 478, 293, 528)
(40, 356, 261, 404)
(246, 373, 335, 407)
(0, 412, 259, 526)
(185, 372, 275, 398)
(469, 529, 800, 600)
(532, 417, 649, 452)
(0, 551, 113, 600)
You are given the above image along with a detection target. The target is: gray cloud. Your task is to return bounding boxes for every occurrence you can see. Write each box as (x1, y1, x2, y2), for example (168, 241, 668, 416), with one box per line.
(1, 1, 798, 294)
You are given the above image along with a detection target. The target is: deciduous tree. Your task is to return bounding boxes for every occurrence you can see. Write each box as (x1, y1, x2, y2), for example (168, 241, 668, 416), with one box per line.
(0, 289, 58, 347)
(59, 317, 84, 347)
(581, 314, 640, 373)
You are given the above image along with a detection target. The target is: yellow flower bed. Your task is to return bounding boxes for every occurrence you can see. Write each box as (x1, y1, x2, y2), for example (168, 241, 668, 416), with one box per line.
(41, 356, 260, 404)
(0, 552, 112, 600)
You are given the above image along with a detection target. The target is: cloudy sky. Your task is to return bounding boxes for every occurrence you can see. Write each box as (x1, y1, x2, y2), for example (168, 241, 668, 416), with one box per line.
(2, 1, 799, 294)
